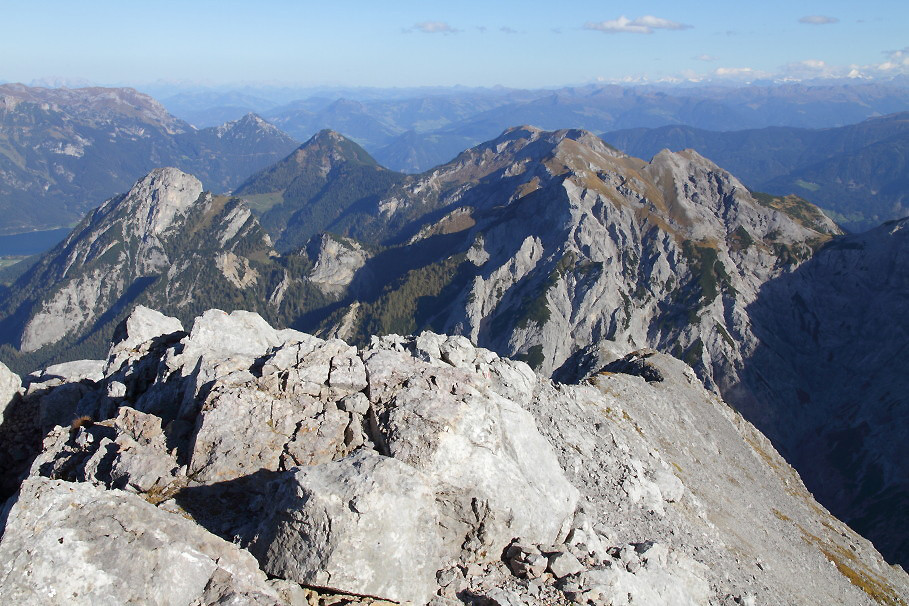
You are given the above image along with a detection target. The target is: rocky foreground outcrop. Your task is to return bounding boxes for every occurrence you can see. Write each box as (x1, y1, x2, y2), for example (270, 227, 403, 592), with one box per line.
(1, 307, 907, 605)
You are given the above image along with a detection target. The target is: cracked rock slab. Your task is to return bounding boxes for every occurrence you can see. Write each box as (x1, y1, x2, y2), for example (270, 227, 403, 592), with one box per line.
(0, 477, 278, 606)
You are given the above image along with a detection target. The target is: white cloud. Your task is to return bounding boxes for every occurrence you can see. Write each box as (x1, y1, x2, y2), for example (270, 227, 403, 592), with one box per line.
(844, 48, 909, 77)
(776, 51, 909, 80)
(693, 54, 717, 62)
(634, 15, 689, 30)
(881, 47, 909, 69)
(715, 67, 753, 76)
(800, 59, 826, 69)
(591, 47, 909, 85)
(713, 66, 771, 80)
(585, 17, 649, 34)
(779, 59, 839, 79)
(799, 15, 839, 25)
(409, 21, 459, 34)
(584, 15, 691, 35)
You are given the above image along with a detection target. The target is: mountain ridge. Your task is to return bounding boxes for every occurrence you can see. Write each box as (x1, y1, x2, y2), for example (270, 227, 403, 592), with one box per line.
(2, 127, 906, 568)
(601, 112, 909, 231)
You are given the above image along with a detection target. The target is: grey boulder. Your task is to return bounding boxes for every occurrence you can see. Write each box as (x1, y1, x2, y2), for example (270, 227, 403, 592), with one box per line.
(0, 477, 279, 605)
(252, 451, 442, 604)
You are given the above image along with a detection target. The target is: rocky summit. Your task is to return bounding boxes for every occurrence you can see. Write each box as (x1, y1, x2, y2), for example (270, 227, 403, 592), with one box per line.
(0, 306, 906, 605)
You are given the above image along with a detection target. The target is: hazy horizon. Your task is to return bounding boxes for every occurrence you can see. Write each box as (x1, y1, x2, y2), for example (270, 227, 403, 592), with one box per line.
(3, 1, 908, 90)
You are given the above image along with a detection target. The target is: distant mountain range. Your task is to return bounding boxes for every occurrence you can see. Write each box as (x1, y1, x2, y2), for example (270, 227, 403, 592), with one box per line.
(4, 82, 909, 240)
(153, 81, 909, 175)
(0, 84, 299, 234)
(602, 112, 909, 231)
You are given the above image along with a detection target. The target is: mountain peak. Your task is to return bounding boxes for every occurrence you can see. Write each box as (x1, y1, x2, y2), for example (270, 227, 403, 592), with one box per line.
(233, 129, 403, 251)
(286, 129, 380, 171)
(311, 128, 348, 141)
(236, 130, 387, 200)
(239, 111, 268, 124)
(299, 129, 374, 157)
(214, 113, 292, 141)
(482, 125, 622, 160)
(649, 146, 725, 174)
(500, 124, 544, 136)
(118, 167, 204, 237)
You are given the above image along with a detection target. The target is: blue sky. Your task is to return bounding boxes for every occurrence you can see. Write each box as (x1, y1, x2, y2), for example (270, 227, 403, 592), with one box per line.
(2, 0, 907, 88)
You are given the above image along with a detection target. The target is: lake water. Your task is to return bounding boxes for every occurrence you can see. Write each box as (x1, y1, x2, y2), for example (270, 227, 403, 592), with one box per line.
(0, 228, 71, 256)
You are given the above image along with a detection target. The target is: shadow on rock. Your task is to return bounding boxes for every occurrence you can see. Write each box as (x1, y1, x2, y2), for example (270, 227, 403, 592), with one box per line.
(173, 468, 285, 546)
(734, 219, 909, 566)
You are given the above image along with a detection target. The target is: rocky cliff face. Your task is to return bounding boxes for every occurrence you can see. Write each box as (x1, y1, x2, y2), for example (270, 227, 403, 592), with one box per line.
(0, 306, 905, 605)
(733, 217, 909, 566)
(0, 168, 286, 362)
(317, 127, 837, 389)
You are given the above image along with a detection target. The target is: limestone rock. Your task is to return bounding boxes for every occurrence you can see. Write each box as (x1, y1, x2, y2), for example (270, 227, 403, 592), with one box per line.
(178, 308, 289, 372)
(600, 350, 664, 383)
(107, 407, 180, 493)
(27, 406, 182, 498)
(652, 469, 684, 503)
(0, 477, 278, 605)
(281, 404, 350, 467)
(373, 358, 579, 556)
(188, 384, 301, 483)
(0, 360, 21, 421)
(579, 550, 711, 606)
(252, 451, 443, 604)
(37, 359, 106, 384)
(305, 233, 369, 294)
(107, 305, 184, 369)
(547, 550, 584, 579)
